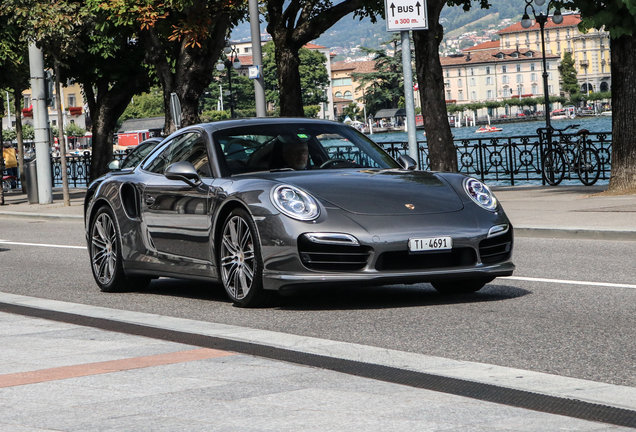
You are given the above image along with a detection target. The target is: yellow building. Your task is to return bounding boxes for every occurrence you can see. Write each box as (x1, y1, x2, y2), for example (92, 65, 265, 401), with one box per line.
(498, 12, 611, 93)
(330, 60, 376, 118)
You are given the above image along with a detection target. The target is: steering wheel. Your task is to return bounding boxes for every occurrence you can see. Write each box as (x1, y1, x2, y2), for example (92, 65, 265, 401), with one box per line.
(320, 158, 350, 168)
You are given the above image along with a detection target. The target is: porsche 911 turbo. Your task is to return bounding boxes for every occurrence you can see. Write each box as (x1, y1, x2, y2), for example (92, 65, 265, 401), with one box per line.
(84, 118, 514, 307)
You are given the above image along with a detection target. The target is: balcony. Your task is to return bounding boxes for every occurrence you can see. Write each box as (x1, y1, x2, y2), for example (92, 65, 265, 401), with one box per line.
(580, 60, 589, 67)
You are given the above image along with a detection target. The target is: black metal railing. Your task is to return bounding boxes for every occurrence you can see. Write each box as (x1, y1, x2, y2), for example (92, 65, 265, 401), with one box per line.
(6, 133, 612, 189)
(378, 130, 612, 186)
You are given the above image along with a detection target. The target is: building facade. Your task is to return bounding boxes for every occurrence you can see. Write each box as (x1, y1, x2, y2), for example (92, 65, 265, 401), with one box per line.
(330, 60, 376, 119)
(440, 45, 561, 114)
(3, 81, 87, 132)
(497, 13, 611, 94)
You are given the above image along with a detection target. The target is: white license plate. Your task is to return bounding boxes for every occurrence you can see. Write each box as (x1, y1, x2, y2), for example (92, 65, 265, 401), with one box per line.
(408, 236, 452, 252)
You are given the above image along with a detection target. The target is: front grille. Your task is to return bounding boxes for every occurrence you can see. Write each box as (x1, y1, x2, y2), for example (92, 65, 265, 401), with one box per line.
(375, 248, 477, 271)
(479, 230, 513, 264)
(298, 236, 371, 271)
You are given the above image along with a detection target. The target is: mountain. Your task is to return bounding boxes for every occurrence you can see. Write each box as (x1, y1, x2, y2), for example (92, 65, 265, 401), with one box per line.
(230, 0, 528, 52)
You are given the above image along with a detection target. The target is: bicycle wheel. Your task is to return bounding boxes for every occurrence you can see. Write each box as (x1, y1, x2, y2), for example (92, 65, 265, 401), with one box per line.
(542, 149, 565, 186)
(577, 147, 601, 186)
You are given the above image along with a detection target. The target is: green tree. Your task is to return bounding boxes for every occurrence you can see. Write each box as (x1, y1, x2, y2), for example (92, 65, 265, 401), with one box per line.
(94, 0, 244, 134)
(262, 42, 329, 110)
(264, 0, 383, 116)
(412, 0, 491, 172)
(559, 0, 636, 192)
(4, 0, 89, 205)
(559, 51, 579, 96)
(352, 35, 405, 115)
(65, 122, 87, 138)
(119, 88, 165, 125)
(0, 13, 30, 197)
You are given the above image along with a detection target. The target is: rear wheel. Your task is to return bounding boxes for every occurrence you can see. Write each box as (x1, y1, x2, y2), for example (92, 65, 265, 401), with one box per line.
(431, 279, 490, 295)
(577, 148, 601, 186)
(542, 149, 565, 186)
(219, 208, 270, 307)
(89, 206, 150, 292)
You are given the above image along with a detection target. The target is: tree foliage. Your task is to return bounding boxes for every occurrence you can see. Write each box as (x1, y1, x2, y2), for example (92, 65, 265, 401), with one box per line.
(262, 42, 329, 109)
(264, 0, 384, 116)
(559, 51, 579, 96)
(352, 35, 406, 115)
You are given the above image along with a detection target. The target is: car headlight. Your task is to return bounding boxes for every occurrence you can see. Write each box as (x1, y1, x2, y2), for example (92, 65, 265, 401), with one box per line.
(271, 185, 320, 221)
(464, 178, 497, 211)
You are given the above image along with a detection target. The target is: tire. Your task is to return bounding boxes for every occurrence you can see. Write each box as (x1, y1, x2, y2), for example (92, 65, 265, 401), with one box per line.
(542, 149, 565, 186)
(431, 279, 490, 295)
(219, 208, 270, 307)
(89, 206, 150, 292)
(577, 148, 601, 186)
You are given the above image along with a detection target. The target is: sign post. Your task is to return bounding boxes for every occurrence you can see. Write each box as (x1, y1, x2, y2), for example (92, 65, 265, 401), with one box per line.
(384, 0, 428, 167)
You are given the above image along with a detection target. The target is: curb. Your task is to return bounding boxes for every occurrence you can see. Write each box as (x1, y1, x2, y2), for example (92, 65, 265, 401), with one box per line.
(2, 211, 636, 241)
(0, 211, 84, 220)
(514, 227, 636, 242)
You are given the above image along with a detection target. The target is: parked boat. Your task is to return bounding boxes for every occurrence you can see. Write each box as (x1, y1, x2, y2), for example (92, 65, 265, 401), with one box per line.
(475, 125, 503, 133)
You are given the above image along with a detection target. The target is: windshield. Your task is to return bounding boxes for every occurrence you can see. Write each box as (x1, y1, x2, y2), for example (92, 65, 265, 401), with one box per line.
(213, 123, 399, 176)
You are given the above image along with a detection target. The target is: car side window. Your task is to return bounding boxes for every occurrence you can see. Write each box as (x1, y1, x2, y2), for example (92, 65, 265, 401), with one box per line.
(142, 139, 173, 174)
(167, 133, 212, 177)
(142, 132, 212, 177)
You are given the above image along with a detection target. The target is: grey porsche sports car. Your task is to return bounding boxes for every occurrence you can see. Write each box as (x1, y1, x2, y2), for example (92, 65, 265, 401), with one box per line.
(84, 118, 514, 307)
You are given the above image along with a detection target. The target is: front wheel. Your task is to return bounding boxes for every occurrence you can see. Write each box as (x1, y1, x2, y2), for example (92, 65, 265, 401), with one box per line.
(219, 208, 270, 307)
(431, 279, 490, 295)
(542, 149, 565, 186)
(577, 148, 601, 186)
(89, 206, 150, 292)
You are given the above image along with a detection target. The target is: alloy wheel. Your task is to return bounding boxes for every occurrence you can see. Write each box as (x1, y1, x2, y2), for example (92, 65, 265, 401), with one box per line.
(220, 215, 255, 300)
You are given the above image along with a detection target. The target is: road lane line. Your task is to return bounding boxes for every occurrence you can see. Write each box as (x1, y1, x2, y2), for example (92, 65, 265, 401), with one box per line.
(504, 275, 636, 290)
(0, 240, 86, 250)
(0, 348, 235, 388)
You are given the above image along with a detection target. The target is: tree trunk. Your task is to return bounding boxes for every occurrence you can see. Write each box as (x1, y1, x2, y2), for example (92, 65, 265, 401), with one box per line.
(608, 35, 636, 192)
(85, 74, 149, 181)
(412, 2, 457, 172)
(54, 63, 71, 206)
(272, 39, 304, 117)
(14, 86, 26, 194)
(141, 13, 230, 135)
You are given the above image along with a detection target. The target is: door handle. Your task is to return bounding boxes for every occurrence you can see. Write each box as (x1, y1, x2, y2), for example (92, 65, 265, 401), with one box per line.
(145, 195, 156, 205)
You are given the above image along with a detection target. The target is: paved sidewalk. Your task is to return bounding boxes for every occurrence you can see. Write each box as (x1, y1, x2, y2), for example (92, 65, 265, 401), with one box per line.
(2, 185, 636, 430)
(1, 294, 635, 432)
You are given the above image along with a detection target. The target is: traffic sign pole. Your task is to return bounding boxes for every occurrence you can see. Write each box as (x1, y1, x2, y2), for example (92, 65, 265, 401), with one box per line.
(401, 31, 419, 166)
(385, 0, 427, 167)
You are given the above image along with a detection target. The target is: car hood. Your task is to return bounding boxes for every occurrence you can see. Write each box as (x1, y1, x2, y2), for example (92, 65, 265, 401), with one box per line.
(254, 169, 465, 215)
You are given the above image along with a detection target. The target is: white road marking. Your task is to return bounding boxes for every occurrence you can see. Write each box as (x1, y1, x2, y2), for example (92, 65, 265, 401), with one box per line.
(0, 240, 86, 250)
(505, 275, 636, 290)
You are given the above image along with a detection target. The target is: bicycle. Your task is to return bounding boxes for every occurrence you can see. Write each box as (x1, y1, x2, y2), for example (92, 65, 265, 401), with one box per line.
(538, 124, 601, 186)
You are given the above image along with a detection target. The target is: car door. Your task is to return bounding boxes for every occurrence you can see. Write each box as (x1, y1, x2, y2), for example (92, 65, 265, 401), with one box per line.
(140, 131, 214, 265)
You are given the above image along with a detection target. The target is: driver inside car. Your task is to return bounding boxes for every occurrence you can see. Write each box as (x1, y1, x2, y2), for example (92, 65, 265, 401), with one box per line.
(281, 140, 309, 170)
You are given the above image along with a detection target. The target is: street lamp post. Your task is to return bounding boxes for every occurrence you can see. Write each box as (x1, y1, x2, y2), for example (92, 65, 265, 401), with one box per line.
(216, 41, 242, 118)
(521, 0, 563, 131)
(521, 0, 563, 184)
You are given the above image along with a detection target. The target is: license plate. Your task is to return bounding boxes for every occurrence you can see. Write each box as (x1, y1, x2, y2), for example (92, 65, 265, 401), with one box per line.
(408, 236, 452, 252)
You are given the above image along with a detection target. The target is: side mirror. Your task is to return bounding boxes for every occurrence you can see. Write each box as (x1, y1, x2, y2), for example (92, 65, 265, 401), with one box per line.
(108, 160, 121, 171)
(164, 161, 201, 187)
(397, 154, 417, 171)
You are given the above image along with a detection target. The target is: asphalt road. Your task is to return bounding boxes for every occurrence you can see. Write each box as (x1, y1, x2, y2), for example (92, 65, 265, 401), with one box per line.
(1, 217, 635, 388)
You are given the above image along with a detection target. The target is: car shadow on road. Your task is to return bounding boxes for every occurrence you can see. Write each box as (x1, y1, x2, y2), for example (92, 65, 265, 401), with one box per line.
(274, 283, 530, 311)
(139, 279, 529, 311)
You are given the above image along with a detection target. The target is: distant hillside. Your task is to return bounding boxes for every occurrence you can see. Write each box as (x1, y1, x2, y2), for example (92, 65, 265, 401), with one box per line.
(230, 0, 527, 50)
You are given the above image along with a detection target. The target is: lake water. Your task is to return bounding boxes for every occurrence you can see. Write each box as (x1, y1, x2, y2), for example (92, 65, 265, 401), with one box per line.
(367, 115, 612, 143)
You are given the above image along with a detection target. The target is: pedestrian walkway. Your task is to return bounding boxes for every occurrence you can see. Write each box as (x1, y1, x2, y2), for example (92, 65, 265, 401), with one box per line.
(2, 185, 636, 430)
(2, 185, 636, 240)
(1, 293, 635, 431)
